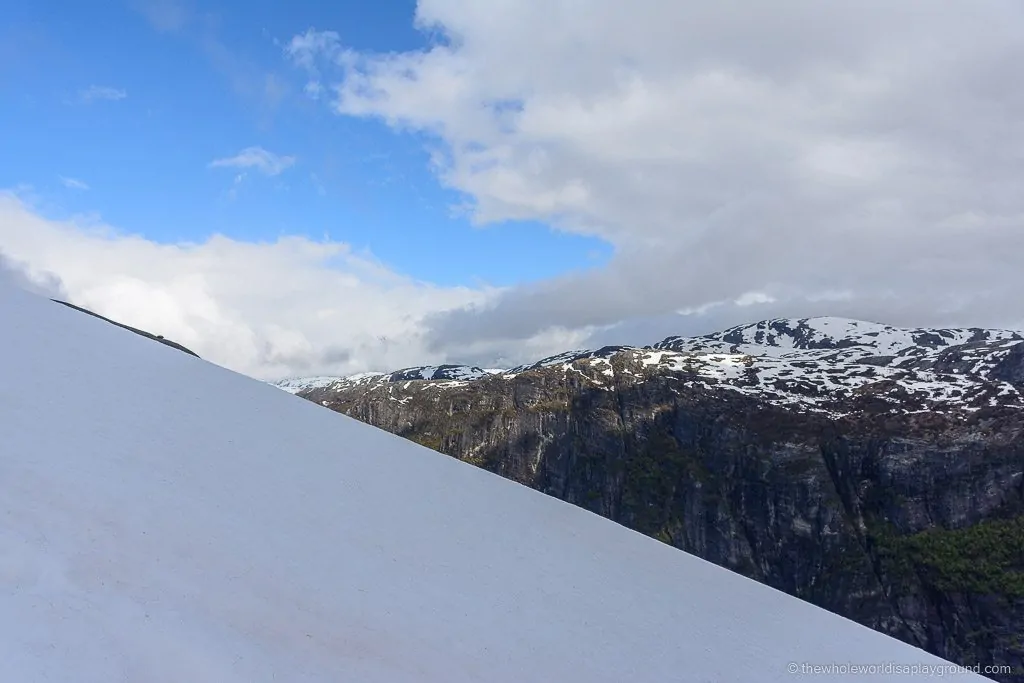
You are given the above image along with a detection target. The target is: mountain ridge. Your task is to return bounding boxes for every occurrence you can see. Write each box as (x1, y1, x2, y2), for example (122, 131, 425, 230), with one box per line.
(276, 316, 1024, 417)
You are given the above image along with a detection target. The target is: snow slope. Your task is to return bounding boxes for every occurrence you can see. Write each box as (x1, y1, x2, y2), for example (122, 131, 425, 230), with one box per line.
(0, 284, 993, 682)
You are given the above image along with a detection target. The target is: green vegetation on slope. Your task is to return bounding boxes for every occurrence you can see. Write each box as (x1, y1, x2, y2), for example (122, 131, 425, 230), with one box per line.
(905, 516, 1024, 596)
(874, 516, 1024, 597)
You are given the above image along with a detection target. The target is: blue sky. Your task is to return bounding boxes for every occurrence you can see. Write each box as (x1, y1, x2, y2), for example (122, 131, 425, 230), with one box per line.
(0, 0, 611, 287)
(3, 1, 1020, 380)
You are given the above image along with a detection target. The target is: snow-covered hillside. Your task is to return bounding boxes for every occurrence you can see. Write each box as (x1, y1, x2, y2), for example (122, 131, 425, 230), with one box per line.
(276, 364, 501, 395)
(0, 285, 993, 681)
(280, 316, 1024, 417)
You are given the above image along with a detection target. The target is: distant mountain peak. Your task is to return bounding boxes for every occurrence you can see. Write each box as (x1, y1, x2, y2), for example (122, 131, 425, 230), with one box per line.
(275, 317, 1024, 417)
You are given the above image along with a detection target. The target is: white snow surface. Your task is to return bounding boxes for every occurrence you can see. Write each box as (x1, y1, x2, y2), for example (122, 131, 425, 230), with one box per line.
(276, 365, 498, 395)
(273, 375, 348, 394)
(658, 316, 1022, 359)
(5, 284, 990, 681)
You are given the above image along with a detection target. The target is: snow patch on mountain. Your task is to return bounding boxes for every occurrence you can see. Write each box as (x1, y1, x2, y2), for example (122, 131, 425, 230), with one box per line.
(275, 365, 494, 394)
(277, 317, 1024, 417)
(657, 316, 1021, 359)
(274, 375, 351, 394)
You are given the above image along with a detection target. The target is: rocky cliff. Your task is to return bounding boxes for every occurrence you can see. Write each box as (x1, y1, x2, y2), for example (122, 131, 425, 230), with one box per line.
(279, 317, 1024, 680)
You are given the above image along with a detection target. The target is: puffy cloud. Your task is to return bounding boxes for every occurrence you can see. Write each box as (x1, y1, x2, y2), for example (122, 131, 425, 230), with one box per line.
(287, 0, 1024, 354)
(0, 191, 493, 380)
(0, 251, 66, 300)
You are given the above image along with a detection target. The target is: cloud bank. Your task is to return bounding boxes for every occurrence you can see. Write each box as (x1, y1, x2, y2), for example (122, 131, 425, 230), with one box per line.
(286, 0, 1024, 355)
(6, 2, 1024, 381)
(0, 192, 492, 380)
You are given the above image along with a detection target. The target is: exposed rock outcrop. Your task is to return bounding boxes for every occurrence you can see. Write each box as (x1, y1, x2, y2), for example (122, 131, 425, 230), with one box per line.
(51, 299, 200, 358)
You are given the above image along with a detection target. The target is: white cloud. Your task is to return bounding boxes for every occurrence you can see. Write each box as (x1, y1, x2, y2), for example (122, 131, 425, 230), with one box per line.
(286, 1, 1024, 354)
(284, 30, 346, 104)
(209, 147, 296, 176)
(285, 29, 341, 72)
(77, 86, 127, 104)
(0, 191, 494, 380)
(59, 178, 90, 191)
(0, 251, 66, 300)
(303, 80, 325, 100)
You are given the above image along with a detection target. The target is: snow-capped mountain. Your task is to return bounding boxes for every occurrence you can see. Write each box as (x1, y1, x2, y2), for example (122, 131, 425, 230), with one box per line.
(276, 364, 502, 394)
(659, 316, 1022, 355)
(277, 316, 1024, 416)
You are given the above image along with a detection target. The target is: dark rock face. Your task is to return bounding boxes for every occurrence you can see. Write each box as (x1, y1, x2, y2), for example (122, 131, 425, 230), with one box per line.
(991, 344, 1024, 386)
(281, 318, 1024, 680)
(51, 299, 200, 358)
